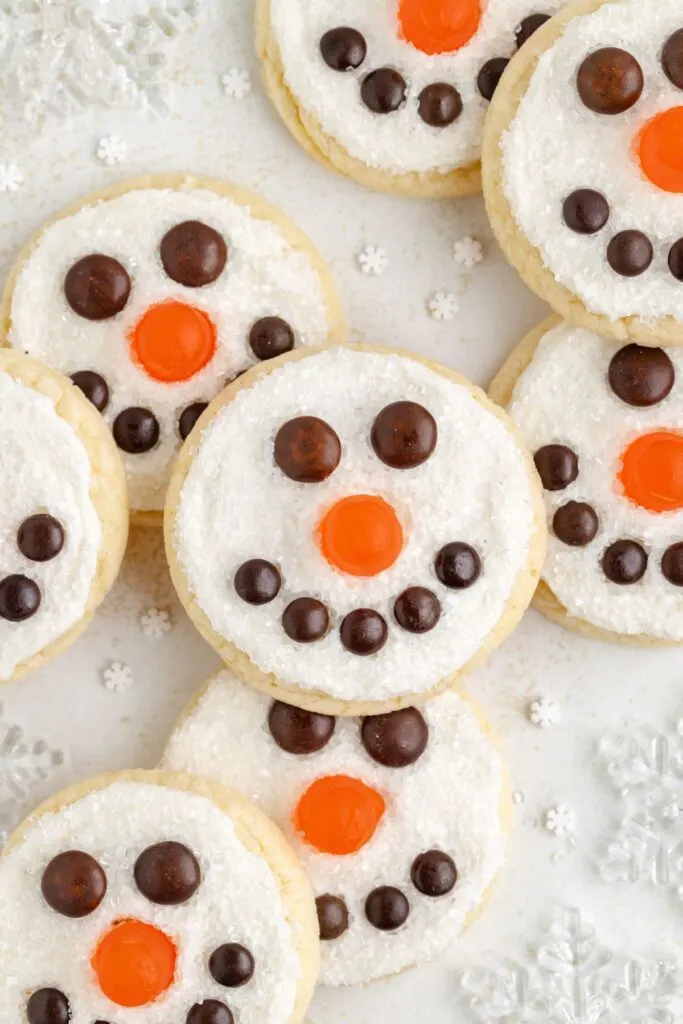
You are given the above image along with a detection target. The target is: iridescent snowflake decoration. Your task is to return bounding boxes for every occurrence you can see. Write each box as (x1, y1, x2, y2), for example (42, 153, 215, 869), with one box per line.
(96, 133, 127, 166)
(0, 162, 23, 192)
(453, 235, 484, 269)
(140, 607, 172, 639)
(222, 68, 252, 99)
(529, 697, 561, 728)
(357, 245, 388, 276)
(545, 805, 576, 836)
(428, 291, 459, 321)
(102, 661, 134, 693)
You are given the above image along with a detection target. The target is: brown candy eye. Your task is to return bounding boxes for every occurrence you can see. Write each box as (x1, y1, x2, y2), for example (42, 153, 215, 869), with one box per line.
(477, 58, 510, 101)
(27, 989, 71, 1024)
(187, 1001, 234, 1024)
(361, 707, 429, 767)
(662, 29, 683, 90)
(113, 407, 160, 454)
(179, 402, 209, 441)
(249, 317, 295, 361)
(134, 841, 201, 906)
(0, 574, 41, 622)
(268, 701, 335, 754)
(365, 886, 409, 930)
(41, 850, 107, 918)
(670, 239, 683, 281)
(515, 13, 551, 49)
(662, 543, 683, 585)
(393, 587, 441, 633)
(340, 608, 388, 655)
(553, 502, 599, 547)
(534, 445, 579, 491)
(562, 189, 610, 235)
(316, 894, 349, 940)
(434, 542, 481, 589)
(608, 345, 675, 407)
(418, 84, 463, 127)
(235, 559, 282, 605)
(361, 68, 407, 114)
(18, 514, 65, 562)
(209, 943, 255, 987)
(71, 370, 110, 412)
(64, 254, 131, 321)
(320, 27, 367, 71)
(577, 48, 644, 115)
(160, 220, 227, 288)
(602, 539, 647, 584)
(411, 850, 458, 896)
(274, 416, 341, 483)
(607, 231, 653, 277)
(371, 401, 437, 469)
(282, 597, 330, 642)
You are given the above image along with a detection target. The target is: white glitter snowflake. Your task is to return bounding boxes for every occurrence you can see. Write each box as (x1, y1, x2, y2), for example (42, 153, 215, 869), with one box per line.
(600, 719, 683, 899)
(0, 162, 23, 192)
(222, 68, 252, 99)
(102, 661, 134, 693)
(140, 607, 172, 639)
(0, 703, 63, 850)
(463, 907, 680, 1023)
(357, 245, 388, 276)
(428, 291, 459, 321)
(545, 805, 576, 836)
(96, 133, 127, 166)
(529, 697, 562, 728)
(512, 790, 526, 805)
(453, 235, 484, 269)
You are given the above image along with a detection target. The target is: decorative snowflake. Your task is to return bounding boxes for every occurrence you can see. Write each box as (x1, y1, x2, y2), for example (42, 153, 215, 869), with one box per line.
(222, 68, 252, 99)
(357, 245, 388, 276)
(453, 235, 484, 269)
(545, 805, 576, 836)
(0, 162, 23, 192)
(600, 718, 683, 899)
(96, 133, 127, 166)
(463, 907, 680, 1023)
(512, 790, 526, 805)
(102, 661, 134, 693)
(0, 703, 63, 849)
(529, 697, 562, 728)
(428, 291, 459, 321)
(140, 607, 172, 639)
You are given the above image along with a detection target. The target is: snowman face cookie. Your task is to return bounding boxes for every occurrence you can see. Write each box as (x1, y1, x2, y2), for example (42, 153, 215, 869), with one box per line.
(501, 319, 683, 641)
(163, 672, 507, 987)
(165, 345, 544, 712)
(0, 351, 127, 683)
(5, 178, 343, 516)
(258, 0, 566, 194)
(0, 772, 317, 1024)
(487, 0, 683, 343)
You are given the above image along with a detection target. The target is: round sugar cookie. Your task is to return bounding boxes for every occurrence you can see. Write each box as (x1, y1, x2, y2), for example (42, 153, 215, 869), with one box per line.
(0, 769, 318, 1023)
(163, 670, 509, 987)
(2, 174, 345, 522)
(491, 316, 683, 644)
(0, 349, 127, 684)
(484, 0, 683, 346)
(256, 0, 567, 197)
(165, 344, 546, 715)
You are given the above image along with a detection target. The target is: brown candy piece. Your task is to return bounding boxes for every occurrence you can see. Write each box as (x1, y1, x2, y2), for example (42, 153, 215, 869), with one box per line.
(371, 401, 437, 469)
(70, 370, 110, 412)
(602, 540, 647, 584)
(113, 407, 160, 454)
(361, 68, 407, 114)
(418, 83, 463, 127)
(662, 29, 683, 90)
(41, 850, 107, 918)
(608, 345, 675, 407)
(411, 850, 458, 897)
(18, 514, 65, 563)
(534, 445, 579, 491)
(274, 416, 341, 483)
(64, 254, 131, 321)
(0, 574, 41, 622)
(209, 943, 255, 987)
(393, 587, 441, 633)
(282, 597, 329, 642)
(365, 886, 409, 931)
(515, 13, 551, 48)
(134, 841, 201, 905)
(577, 48, 644, 115)
(249, 317, 295, 361)
(320, 27, 367, 71)
(340, 608, 388, 655)
(434, 542, 481, 589)
(553, 502, 599, 547)
(268, 701, 335, 754)
(669, 239, 683, 281)
(562, 189, 610, 235)
(160, 220, 227, 288)
(178, 402, 209, 440)
(234, 559, 282, 605)
(187, 1001, 234, 1024)
(661, 543, 683, 586)
(477, 58, 510, 101)
(607, 231, 653, 277)
(316, 894, 349, 940)
(361, 707, 429, 768)
(27, 990, 71, 1024)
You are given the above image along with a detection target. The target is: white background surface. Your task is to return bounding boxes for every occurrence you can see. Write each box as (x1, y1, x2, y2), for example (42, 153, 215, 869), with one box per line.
(0, 3, 681, 1022)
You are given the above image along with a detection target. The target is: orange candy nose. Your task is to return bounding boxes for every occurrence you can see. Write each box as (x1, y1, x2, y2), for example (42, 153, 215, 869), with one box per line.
(294, 775, 386, 855)
(619, 431, 683, 513)
(92, 919, 177, 1007)
(638, 106, 683, 194)
(398, 0, 481, 55)
(319, 494, 403, 577)
(131, 301, 216, 382)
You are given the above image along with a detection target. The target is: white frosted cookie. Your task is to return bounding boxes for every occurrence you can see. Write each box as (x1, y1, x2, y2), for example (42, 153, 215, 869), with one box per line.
(484, 0, 683, 345)
(491, 317, 683, 643)
(2, 175, 345, 521)
(0, 350, 127, 683)
(163, 671, 509, 987)
(165, 344, 545, 714)
(256, 0, 566, 197)
(0, 770, 318, 1024)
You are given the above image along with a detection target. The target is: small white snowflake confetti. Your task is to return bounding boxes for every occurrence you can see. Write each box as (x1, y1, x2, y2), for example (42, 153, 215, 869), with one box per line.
(357, 245, 388, 276)
(529, 697, 561, 728)
(96, 134, 127, 166)
(222, 69, 252, 99)
(428, 291, 459, 321)
(512, 790, 526, 805)
(0, 163, 23, 192)
(453, 235, 484, 269)
(140, 608, 172, 639)
(545, 805, 576, 837)
(102, 661, 134, 693)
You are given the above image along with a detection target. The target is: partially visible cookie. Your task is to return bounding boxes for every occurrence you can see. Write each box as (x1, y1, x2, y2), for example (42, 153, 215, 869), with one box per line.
(0, 350, 127, 683)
